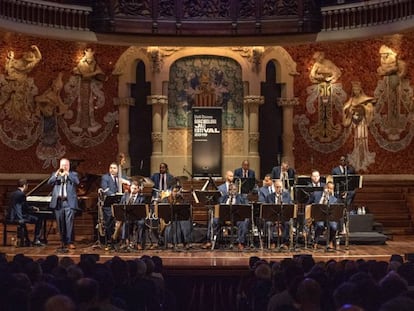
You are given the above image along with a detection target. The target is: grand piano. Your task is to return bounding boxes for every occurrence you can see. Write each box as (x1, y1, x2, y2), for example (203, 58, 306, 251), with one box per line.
(26, 171, 101, 243)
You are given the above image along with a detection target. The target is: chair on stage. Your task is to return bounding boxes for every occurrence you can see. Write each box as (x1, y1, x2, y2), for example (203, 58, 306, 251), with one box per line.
(260, 203, 295, 250)
(112, 203, 147, 250)
(309, 203, 345, 251)
(215, 203, 251, 249)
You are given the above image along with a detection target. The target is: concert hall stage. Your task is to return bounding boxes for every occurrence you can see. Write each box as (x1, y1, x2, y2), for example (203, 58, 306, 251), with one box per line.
(1, 235, 413, 273)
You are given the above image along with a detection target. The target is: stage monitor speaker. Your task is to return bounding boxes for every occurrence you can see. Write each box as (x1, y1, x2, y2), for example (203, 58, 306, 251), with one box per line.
(404, 253, 414, 262)
(80, 253, 100, 263)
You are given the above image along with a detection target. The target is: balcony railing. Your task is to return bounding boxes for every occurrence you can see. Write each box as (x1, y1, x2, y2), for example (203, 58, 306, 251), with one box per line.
(0, 0, 91, 31)
(321, 0, 414, 31)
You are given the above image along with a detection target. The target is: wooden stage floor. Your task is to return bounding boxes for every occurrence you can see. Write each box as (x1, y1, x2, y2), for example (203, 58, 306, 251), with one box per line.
(2, 235, 414, 272)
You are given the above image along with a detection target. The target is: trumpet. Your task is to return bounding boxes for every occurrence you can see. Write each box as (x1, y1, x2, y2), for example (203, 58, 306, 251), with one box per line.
(57, 168, 65, 176)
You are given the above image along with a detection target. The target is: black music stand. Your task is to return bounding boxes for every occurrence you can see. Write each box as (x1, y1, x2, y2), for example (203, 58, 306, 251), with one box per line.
(332, 174, 361, 193)
(170, 203, 191, 250)
(112, 203, 147, 251)
(218, 204, 251, 249)
(333, 175, 361, 249)
(239, 178, 257, 194)
(194, 190, 221, 250)
(260, 204, 294, 251)
(104, 194, 122, 207)
(293, 186, 323, 249)
(311, 203, 344, 252)
(157, 203, 172, 249)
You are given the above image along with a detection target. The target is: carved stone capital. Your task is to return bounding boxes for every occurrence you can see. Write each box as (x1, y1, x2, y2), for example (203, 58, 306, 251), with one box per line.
(249, 132, 260, 143)
(232, 47, 264, 71)
(152, 132, 163, 143)
(113, 97, 135, 106)
(147, 95, 168, 106)
(277, 97, 300, 107)
(244, 95, 264, 106)
(146, 47, 182, 73)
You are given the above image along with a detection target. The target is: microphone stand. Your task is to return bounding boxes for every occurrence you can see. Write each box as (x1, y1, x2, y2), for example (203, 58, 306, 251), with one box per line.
(344, 166, 350, 250)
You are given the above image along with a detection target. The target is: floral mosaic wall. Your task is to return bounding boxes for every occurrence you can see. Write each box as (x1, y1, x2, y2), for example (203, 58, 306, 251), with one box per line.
(167, 55, 244, 129)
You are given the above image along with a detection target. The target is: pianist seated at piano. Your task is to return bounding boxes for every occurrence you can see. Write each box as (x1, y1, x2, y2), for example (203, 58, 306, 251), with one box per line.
(264, 179, 293, 249)
(8, 178, 44, 246)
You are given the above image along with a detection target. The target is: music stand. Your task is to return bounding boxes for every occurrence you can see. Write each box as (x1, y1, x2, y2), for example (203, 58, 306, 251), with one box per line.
(311, 203, 344, 252)
(293, 186, 323, 249)
(104, 194, 122, 207)
(239, 178, 256, 194)
(194, 190, 221, 250)
(260, 204, 294, 251)
(170, 203, 191, 250)
(333, 175, 361, 249)
(157, 203, 172, 248)
(295, 176, 326, 186)
(218, 204, 251, 249)
(332, 174, 362, 193)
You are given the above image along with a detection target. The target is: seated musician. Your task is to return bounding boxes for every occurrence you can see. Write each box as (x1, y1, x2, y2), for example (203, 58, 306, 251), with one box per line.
(307, 181, 338, 249)
(218, 183, 249, 251)
(8, 178, 44, 246)
(264, 179, 293, 249)
(117, 181, 147, 250)
(257, 174, 274, 203)
(162, 186, 193, 250)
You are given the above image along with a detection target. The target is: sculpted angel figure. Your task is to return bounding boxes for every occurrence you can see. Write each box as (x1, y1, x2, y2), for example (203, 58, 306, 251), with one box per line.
(309, 51, 342, 84)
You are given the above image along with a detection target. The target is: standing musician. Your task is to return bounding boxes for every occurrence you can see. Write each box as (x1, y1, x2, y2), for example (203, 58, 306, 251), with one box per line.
(332, 155, 356, 207)
(48, 158, 79, 250)
(264, 179, 293, 249)
(100, 161, 130, 249)
(162, 186, 193, 249)
(117, 181, 147, 250)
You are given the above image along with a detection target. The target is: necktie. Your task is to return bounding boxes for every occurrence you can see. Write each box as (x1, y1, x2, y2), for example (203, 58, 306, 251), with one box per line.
(269, 186, 273, 194)
(244, 170, 247, 178)
(60, 176, 67, 198)
(128, 195, 136, 204)
(160, 174, 165, 190)
(114, 176, 118, 189)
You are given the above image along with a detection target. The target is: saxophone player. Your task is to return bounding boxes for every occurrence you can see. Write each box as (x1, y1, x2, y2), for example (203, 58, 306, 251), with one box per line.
(117, 181, 147, 250)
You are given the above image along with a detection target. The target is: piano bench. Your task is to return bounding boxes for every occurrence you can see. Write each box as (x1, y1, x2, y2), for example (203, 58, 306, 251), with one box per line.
(2, 219, 28, 246)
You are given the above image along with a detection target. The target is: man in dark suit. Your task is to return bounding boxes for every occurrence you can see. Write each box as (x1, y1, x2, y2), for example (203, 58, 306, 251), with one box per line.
(264, 179, 293, 248)
(307, 181, 339, 249)
(8, 178, 44, 246)
(100, 162, 130, 247)
(234, 160, 256, 179)
(257, 174, 274, 203)
(48, 158, 79, 250)
(151, 162, 175, 198)
(118, 180, 147, 250)
(332, 155, 356, 207)
(271, 161, 295, 191)
(218, 183, 249, 250)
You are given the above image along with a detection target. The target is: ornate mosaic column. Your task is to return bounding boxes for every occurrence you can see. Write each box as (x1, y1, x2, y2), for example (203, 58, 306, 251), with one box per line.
(148, 95, 168, 156)
(114, 97, 135, 174)
(278, 97, 299, 167)
(244, 95, 264, 156)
